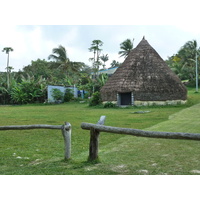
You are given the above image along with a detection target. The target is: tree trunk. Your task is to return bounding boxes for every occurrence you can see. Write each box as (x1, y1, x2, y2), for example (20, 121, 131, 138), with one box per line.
(7, 53, 10, 89)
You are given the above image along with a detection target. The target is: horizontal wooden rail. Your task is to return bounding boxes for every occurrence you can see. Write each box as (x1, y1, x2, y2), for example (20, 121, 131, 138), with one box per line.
(0, 124, 70, 130)
(0, 123, 71, 160)
(81, 116, 200, 161)
(81, 122, 200, 141)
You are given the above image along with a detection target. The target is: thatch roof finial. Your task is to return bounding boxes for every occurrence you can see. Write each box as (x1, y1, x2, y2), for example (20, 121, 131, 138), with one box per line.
(142, 36, 145, 40)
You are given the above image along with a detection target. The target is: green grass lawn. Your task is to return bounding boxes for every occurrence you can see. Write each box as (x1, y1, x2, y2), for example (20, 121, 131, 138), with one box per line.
(0, 88, 200, 174)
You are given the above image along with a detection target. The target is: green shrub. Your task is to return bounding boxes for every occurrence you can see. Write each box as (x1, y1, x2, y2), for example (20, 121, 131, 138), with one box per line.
(103, 101, 116, 108)
(64, 88, 74, 102)
(10, 82, 46, 104)
(89, 91, 102, 106)
(51, 88, 64, 102)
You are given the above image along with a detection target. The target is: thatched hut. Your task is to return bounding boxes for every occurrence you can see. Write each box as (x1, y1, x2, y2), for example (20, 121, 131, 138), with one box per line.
(100, 37, 187, 106)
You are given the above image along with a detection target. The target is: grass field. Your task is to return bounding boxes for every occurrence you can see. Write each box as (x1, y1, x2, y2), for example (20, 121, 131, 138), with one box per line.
(0, 87, 200, 175)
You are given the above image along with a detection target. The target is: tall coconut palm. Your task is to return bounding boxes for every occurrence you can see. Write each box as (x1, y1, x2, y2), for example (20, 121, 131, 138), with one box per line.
(48, 45, 70, 74)
(179, 40, 198, 62)
(100, 54, 109, 69)
(167, 40, 200, 90)
(110, 60, 121, 68)
(178, 40, 200, 82)
(89, 40, 103, 75)
(118, 38, 134, 58)
(2, 47, 13, 89)
(89, 40, 103, 61)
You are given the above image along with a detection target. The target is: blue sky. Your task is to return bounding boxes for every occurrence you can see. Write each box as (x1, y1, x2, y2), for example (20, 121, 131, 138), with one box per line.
(1, 25, 200, 72)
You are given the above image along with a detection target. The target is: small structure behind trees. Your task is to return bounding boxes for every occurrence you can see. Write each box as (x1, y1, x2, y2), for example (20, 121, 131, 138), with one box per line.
(47, 85, 78, 103)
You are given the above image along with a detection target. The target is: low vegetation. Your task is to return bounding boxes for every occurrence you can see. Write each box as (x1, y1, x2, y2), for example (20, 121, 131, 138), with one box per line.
(0, 88, 200, 175)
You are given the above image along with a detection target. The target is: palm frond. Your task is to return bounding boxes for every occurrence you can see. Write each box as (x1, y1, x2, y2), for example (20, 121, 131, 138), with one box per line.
(48, 54, 59, 61)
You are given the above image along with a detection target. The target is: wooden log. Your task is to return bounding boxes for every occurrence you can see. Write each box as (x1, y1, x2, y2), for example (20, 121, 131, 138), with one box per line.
(88, 116, 106, 161)
(0, 124, 70, 130)
(81, 123, 200, 141)
(89, 128, 100, 161)
(62, 122, 71, 160)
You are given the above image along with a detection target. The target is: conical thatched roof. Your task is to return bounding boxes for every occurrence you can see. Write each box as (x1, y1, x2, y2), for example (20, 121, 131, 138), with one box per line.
(100, 37, 187, 105)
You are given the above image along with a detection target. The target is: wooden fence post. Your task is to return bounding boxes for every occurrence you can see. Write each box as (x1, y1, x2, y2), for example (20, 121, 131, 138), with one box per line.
(88, 116, 106, 161)
(62, 122, 71, 161)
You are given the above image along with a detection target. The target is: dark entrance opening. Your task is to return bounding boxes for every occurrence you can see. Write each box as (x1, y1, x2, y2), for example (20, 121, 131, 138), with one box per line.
(120, 92, 132, 105)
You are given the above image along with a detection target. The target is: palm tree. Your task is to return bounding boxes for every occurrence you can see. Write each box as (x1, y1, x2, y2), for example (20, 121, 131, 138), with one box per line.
(167, 40, 200, 88)
(179, 40, 200, 83)
(110, 60, 121, 68)
(179, 40, 198, 62)
(69, 61, 84, 73)
(2, 47, 14, 89)
(48, 45, 70, 74)
(100, 54, 109, 69)
(89, 40, 103, 75)
(118, 38, 134, 58)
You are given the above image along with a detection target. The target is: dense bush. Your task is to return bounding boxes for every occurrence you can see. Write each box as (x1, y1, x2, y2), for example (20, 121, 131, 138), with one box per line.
(10, 82, 46, 104)
(103, 101, 116, 108)
(89, 91, 102, 106)
(51, 88, 64, 103)
(0, 87, 10, 104)
(64, 88, 74, 102)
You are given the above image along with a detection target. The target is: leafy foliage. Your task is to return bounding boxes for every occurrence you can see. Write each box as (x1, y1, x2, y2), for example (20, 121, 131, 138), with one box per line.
(64, 88, 74, 102)
(118, 38, 134, 58)
(89, 91, 102, 106)
(103, 101, 116, 108)
(51, 88, 64, 102)
(166, 40, 200, 85)
(10, 75, 47, 104)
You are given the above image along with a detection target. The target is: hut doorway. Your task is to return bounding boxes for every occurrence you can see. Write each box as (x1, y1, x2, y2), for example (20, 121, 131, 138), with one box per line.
(118, 92, 133, 106)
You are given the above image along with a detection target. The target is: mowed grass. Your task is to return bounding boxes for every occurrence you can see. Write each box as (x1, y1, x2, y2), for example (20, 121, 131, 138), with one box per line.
(0, 88, 200, 175)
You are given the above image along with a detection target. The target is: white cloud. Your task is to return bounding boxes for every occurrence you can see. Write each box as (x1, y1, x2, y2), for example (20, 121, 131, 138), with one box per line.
(0, 26, 58, 71)
(61, 26, 80, 46)
(1, 25, 200, 72)
(175, 25, 200, 37)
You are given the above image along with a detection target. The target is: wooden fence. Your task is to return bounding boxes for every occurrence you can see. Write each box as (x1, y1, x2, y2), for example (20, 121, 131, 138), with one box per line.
(81, 116, 200, 161)
(0, 122, 71, 160)
(3, 116, 200, 162)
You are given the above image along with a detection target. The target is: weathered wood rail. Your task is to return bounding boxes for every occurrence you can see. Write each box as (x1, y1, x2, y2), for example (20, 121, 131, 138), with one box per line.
(0, 122, 71, 160)
(81, 116, 200, 161)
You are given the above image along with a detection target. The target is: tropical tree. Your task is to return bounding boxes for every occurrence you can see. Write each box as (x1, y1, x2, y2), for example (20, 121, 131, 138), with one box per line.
(167, 40, 200, 84)
(48, 45, 70, 74)
(118, 38, 134, 58)
(100, 54, 109, 69)
(89, 40, 103, 76)
(69, 61, 84, 73)
(110, 60, 121, 68)
(22, 59, 51, 79)
(2, 47, 14, 89)
(97, 73, 108, 87)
